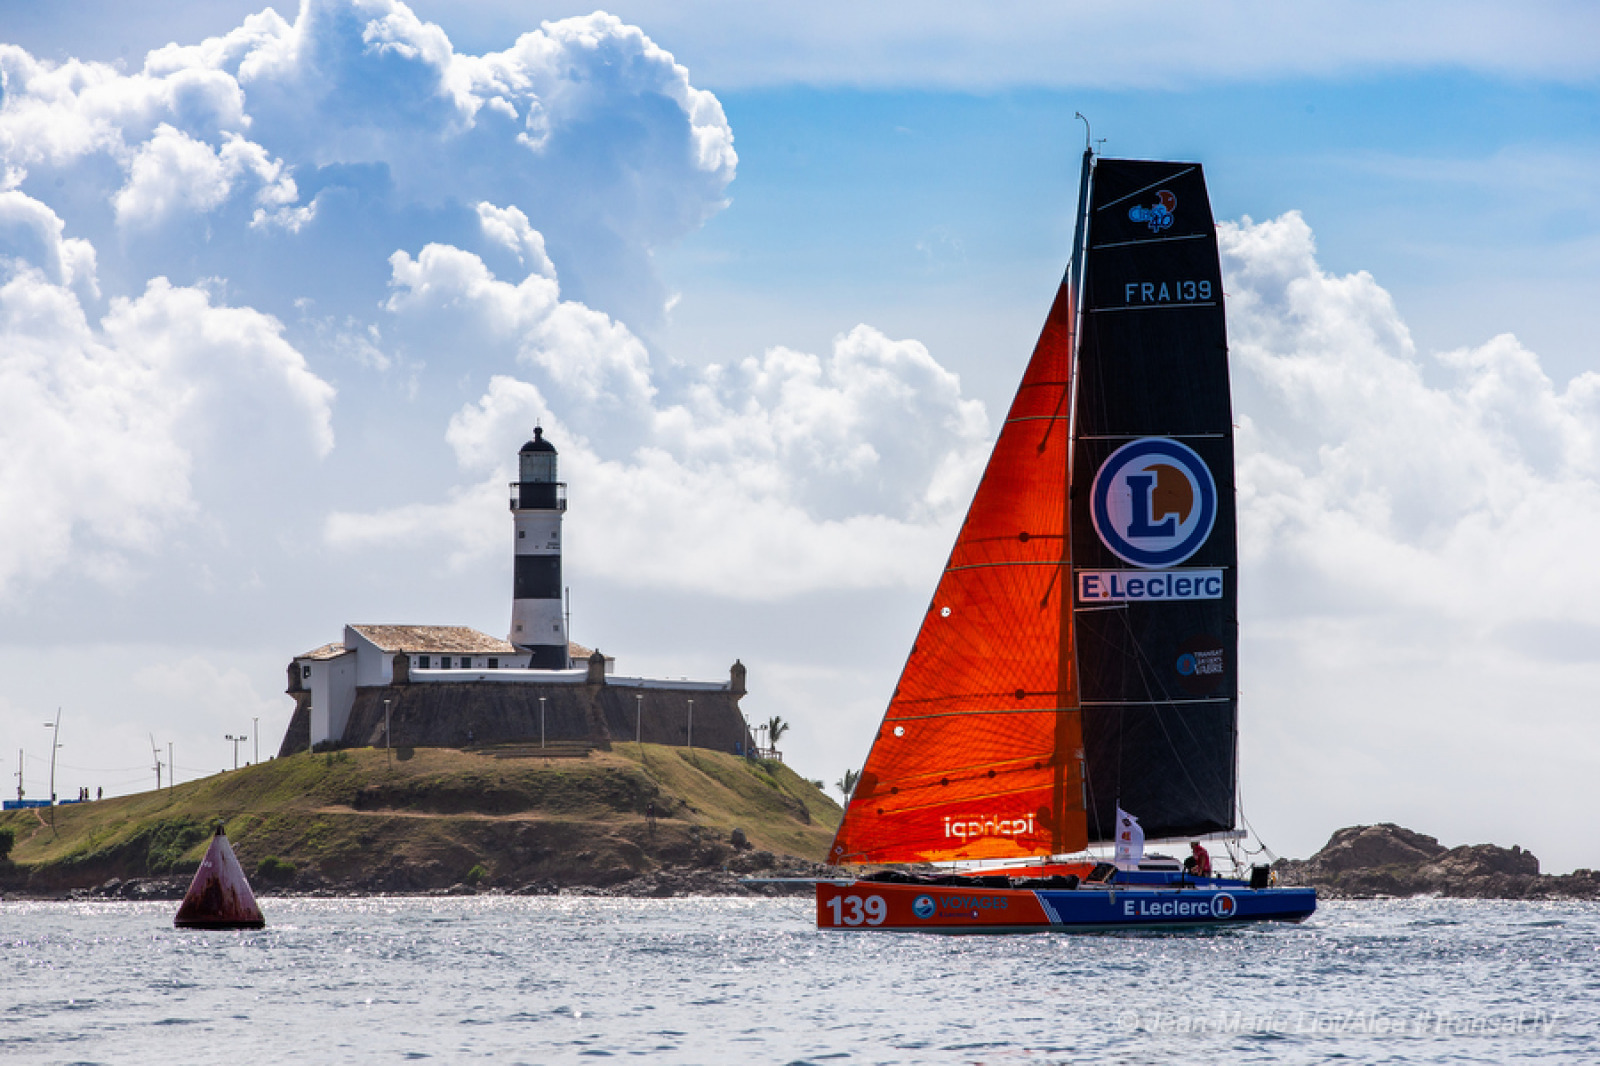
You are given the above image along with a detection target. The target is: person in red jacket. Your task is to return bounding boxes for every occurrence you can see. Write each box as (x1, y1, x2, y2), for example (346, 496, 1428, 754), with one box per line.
(1184, 841, 1212, 877)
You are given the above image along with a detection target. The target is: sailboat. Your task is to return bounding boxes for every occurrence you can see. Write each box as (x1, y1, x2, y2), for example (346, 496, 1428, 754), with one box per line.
(817, 142, 1316, 931)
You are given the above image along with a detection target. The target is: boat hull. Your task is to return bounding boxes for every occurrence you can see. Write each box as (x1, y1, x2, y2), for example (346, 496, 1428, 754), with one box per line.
(816, 880, 1315, 933)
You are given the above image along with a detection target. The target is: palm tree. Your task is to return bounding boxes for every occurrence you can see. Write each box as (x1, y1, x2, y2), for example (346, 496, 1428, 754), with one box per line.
(836, 768, 860, 802)
(765, 715, 790, 752)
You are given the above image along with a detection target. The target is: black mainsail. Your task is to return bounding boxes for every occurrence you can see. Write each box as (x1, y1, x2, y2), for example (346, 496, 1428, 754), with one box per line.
(1070, 158, 1238, 843)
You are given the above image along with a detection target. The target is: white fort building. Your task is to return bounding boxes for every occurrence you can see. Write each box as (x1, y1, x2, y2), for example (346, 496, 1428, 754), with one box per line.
(280, 429, 752, 756)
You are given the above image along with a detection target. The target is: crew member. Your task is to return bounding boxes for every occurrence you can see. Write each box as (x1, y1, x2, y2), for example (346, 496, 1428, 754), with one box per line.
(1183, 841, 1212, 877)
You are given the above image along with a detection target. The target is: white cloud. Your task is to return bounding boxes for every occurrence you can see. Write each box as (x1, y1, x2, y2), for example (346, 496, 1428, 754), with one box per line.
(385, 241, 656, 419)
(475, 201, 554, 278)
(113, 124, 298, 228)
(1220, 211, 1600, 868)
(0, 188, 98, 295)
(1224, 210, 1600, 628)
(337, 244, 992, 600)
(0, 263, 335, 592)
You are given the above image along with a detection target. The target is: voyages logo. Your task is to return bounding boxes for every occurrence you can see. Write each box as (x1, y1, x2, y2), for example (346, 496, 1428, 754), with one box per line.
(1089, 438, 1217, 568)
(1128, 190, 1177, 233)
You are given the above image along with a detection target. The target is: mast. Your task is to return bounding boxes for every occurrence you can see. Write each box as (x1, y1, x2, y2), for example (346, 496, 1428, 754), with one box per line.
(1050, 127, 1096, 855)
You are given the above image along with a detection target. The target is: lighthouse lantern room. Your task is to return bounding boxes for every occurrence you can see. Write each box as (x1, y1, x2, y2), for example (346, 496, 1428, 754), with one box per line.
(510, 427, 568, 668)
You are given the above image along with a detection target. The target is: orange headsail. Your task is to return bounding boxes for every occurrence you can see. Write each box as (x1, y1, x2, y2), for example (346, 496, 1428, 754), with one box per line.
(828, 273, 1088, 865)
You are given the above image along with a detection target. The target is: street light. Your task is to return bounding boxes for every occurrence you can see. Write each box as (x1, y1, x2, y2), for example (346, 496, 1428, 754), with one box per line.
(539, 696, 547, 750)
(43, 708, 61, 804)
(253, 717, 259, 764)
(225, 733, 247, 771)
(635, 693, 642, 746)
(687, 698, 694, 751)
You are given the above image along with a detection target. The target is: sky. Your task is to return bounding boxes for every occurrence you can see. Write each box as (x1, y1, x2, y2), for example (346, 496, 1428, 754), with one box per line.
(1, 1, 1597, 872)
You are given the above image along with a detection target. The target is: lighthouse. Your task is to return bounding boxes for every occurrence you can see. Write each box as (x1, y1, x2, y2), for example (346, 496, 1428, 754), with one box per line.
(510, 427, 568, 668)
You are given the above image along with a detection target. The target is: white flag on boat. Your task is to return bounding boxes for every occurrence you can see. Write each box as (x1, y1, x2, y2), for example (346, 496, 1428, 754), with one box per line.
(1114, 807, 1144, 864)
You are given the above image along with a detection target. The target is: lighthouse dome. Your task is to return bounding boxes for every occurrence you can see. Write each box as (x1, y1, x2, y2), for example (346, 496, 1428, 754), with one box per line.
(520, 426, 557, 454)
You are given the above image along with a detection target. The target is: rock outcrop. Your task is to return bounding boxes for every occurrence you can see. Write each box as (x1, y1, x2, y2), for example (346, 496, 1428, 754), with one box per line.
(1275, 823, 1600, 899)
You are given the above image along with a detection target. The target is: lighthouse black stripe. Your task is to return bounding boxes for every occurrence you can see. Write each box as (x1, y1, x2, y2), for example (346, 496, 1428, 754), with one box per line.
(514, 555, 561, 600)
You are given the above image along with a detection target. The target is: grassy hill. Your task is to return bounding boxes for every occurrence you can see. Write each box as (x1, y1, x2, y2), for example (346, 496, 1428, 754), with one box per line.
(0, 744, 842, 895)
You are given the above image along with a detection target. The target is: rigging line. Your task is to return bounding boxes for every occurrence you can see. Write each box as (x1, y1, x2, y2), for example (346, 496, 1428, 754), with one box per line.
(1090, 303, 1218, 314)
(1076, 433, 1228, 441)
(1234, 770, 1280, 863)
(1093, 165, 1199, 213)
(866, 780, 1059, 816)
(883, 707, 1065, 721)
(945, 560, 1060, 573)
(1080, 698, 1230, 707)
(1091, 233, 1209, 251)
(1111, 605, 1214, 810)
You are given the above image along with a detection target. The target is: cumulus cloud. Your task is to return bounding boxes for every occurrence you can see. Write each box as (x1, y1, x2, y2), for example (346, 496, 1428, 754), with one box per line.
(1, 1, 734, 323)
(113, 124, 298, 228)
(1219, 212, 1600, 864)
(0, 187, 97, 295)
(0, 259, 334, 591)
(0, 0, 737, 598)
(1224, 211, 1600, 630)
(475, 201, 554, 278)
(337, 241, 992, 598)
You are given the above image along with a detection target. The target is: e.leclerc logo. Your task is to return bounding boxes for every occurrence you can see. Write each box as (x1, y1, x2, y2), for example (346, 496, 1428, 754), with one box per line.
(1079, 437, 1224, 604)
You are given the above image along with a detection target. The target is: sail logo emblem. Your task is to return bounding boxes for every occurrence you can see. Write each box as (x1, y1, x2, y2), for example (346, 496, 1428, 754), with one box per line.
(1090, 438, 1217, 568)
(1128, 190, 1177, 232)
(912, 895, 937, 920)
(1211, 893, 1237, 919)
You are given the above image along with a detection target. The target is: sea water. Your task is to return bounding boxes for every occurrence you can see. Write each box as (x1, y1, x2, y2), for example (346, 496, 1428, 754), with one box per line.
(1, 895, 1594, 1064)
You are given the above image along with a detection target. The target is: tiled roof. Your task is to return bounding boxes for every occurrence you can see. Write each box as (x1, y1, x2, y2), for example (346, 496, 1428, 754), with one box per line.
(297, 642, 350, 661)
(349, 624, 520, 655)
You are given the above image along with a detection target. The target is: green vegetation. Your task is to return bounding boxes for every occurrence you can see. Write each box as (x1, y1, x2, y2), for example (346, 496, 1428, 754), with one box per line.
(0, 825, 13, 862)
(0, 744, 843, 894)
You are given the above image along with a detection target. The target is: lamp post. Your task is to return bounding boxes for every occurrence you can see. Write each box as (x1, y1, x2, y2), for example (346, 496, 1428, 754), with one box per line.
(253, 717, 259, 764)
(43, 708, 61, 804)
(635, 693, 642, 746)
(758, 723, 768, 758)
(687, 698, 694, 751)
(539, 696, 547, 750)
(225, 733, 246, 771)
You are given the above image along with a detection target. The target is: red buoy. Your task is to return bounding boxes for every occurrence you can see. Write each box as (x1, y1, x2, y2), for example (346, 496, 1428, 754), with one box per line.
(174, 823, 265, 929)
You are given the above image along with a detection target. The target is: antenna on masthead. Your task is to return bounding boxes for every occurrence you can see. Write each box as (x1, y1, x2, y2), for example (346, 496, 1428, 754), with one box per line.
(1075, 112, 1091, 153)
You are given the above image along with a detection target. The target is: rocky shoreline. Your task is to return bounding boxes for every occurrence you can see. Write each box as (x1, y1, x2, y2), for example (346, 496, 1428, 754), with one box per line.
(1273, 824, 1600, 900)
(10, 822, 1596, 904)
(2, 848, 832, 903)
